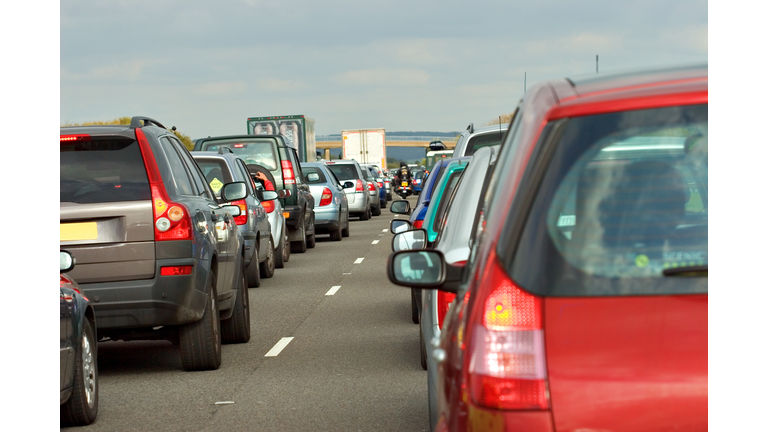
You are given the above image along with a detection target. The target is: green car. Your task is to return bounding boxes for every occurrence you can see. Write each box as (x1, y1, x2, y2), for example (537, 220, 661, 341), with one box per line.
(421, 158, 470, 244)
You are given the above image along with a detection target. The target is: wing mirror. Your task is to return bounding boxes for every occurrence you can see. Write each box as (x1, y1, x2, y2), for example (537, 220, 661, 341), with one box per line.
(221, 182, 247, 202)
(261, 191, 279, 201)
(221, 205, 241, 217)
(387, 250, 463, 293)
(392, 229, 427, 252)
(60, 251, 75, 273)
(390, 219, 412, 234)
(390, 200, 411, 215)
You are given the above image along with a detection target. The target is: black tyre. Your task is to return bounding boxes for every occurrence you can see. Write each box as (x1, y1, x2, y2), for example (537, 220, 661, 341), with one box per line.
(221, 263, 251, 344)
(246, 247, 261, 288)
(330, 217, 343, 241)
(372, 203, 382, 216)
(179, 274, 222, 371)
(341, 214, 350, 237)
(359, 207, 370, 221)
(411, 288, 420, 324)
(420, 324, 427, 371)
(290, 217, 307, 253)
(61, 318, 98, 427)
(283, 231, 291, 262)
(306, 213, 316, 248)
(260, 237, 275, 278)
(275, 229, 286, 269)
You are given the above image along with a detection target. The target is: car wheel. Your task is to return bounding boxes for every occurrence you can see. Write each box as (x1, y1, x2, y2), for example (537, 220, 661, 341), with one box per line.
(290, 216, 307, 253)
(283, 232, 291, 262)
(274, 229, 286, 269)
(372, 202, 382, 216)
(180, 273, 222, 371)
(260, 237, 275, 278)
(341, 214, 350, 237)
(359, 207, 370, 221)
(330, 216, 343, 241)
(306, 213, 316, 248)
(221, 263, 251, 344)
(246, 247, 261, 288)
(61, 318, 98, 426)
(411, 288, 419, 324)
(420, 323, 427, 371)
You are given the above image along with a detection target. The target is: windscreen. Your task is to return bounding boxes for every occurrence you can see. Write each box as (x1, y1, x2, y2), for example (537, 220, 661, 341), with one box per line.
(200, 139, 279, 171)
(60, 138, 151, 204)
(506, 104, 708, 296)
(465, 131, 503, 156)
(326, 164, 359, 180)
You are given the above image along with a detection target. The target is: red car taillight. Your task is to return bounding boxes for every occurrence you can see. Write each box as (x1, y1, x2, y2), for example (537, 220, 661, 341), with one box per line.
(60, 134, 91, 142)
(320, 187, 333, 206)
(262, 199, 275, 213)
(160, 265, 193, 276)
(355, 179, 364, 192)
(437, 261, 464, 329)
(413, 219, 424, 229)
(231, 199, 248, 225)
(467, 254, 548, 410)
(377, 181, 383, 188)
(282, 160, 296, 185)
(136, 128, 193, 242)
(367, 181, 375, 191)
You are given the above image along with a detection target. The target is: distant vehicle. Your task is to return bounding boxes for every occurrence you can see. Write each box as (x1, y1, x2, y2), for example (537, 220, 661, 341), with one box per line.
(301, 162, 351, 240)
(247, 115, 317, 163)
(324, 160, 373, 220)
(62, 116, 250, 371)
(412, 169, 426, 195)
(452, 122, 509, 158)
(342, 128, 387, 169)
(361, 165, 384, 216)
(426, 149, 454, 171)
(361, 163, 391, 201)
(60, 251, 98, 426)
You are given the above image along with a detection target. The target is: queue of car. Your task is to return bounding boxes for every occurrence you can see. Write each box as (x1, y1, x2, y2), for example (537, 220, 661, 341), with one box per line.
(59, 119, 390, 426)
(386, 64, 708, 432)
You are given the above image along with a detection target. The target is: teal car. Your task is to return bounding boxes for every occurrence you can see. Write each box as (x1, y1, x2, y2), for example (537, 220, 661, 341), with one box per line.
(421, 158, 470, 244)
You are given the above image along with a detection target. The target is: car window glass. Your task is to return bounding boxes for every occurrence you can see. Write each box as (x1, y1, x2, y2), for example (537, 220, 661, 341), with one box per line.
(326, 164, 359, 180)
(160, 137, 195, 196)
(507, 104, 708, 296)
(466, 131, 504, 156)
(195, 159, 234, 197)
(235, 159, 255, 195)
(432, 168, 465, 233)
(171, 137, 206, 196)
(302, 166, 327, 184)
(200, 139, 279, 171)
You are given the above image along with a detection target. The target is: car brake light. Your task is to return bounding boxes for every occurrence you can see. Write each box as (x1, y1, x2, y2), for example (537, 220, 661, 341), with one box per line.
(467, 254, 548, 410)
(377, 181, 383, 188)
(60, 134, 91, 142)
(231, 199, 248, 225)
(320, 187, 333, 206)
(355, 179, 364, 192)
(282, 160, 296, 185)
(262, 199, 275, 213)
(136, 128, 193, 242)
(368, 181, 375, 191)
(413, 219, 424, 229)
(160, 265, 193, 276)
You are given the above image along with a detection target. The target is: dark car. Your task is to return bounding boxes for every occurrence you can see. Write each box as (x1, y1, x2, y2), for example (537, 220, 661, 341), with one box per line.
(194, 135, 317, 253)
(61, 116, 251, 372)
(192, 150, 281, 287)
(60, 251, 98, 427)
(389, 64, 708, 432)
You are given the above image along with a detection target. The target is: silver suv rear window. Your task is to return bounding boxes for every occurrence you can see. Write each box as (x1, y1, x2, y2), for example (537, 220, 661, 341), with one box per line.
(60, 138, 150, 204)
(201, 140, 279, 171)
(326, 164, 359, 180)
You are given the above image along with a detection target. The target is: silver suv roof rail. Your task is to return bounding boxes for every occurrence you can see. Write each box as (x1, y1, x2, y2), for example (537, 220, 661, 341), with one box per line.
(130, 116, 167, 129)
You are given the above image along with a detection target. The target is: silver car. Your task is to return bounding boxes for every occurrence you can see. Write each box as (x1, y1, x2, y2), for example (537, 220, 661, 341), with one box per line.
(452, 122, 509, 158)
(420, 145, 499, 431)
(301, 162, 351, 240)
(324, 160, 372, 220)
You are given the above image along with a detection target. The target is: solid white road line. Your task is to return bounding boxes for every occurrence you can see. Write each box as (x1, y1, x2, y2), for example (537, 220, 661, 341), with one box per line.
(326, 286, 342, 296)
(265, 337, 294, 357)
(372, 240, 380, 244)
(354, 257, 365, 264)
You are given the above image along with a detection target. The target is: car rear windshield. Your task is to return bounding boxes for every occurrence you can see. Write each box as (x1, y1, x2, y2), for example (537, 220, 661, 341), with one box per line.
(415, 170, 425, 179)
(465, 131, 503, 156)
(302, 166, 327, 184)
(326, 164, 359, 180)
(60, 137, 151, 204)
(504, 104, 708, 296)
(195, 159, 234, 196)
(200, 140, 279, 171)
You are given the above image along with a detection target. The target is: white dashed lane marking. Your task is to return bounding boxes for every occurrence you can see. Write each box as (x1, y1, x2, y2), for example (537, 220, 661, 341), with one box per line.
(265, 337, 294, 357)
(372, 240, 380, 245)
(326, 286, 341, 296)
(382, 229, 388, 232)
(354, 258, 365, 264)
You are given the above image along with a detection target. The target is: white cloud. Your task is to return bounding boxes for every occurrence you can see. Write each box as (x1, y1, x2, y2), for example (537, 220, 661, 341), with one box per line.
(338, 68, 430, 86)
(194, 81, 248, 95)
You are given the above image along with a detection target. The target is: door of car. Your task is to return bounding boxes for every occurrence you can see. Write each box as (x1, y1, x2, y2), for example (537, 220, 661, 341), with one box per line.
(235, 157, 270, 258)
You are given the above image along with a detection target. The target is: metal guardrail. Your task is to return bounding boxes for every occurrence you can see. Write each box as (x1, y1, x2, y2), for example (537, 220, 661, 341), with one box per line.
(316, 136, 458, 142)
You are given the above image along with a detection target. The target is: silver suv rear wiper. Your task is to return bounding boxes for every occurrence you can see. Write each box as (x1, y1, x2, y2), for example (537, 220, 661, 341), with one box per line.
(662, 265, 707, 277)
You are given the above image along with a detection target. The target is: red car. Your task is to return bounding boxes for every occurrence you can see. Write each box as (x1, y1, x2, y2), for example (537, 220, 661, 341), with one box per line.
(388, 64, 707, 432)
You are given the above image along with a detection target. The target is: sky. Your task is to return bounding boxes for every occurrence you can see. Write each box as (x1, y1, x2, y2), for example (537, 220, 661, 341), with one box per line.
(60, 0, 708, 139)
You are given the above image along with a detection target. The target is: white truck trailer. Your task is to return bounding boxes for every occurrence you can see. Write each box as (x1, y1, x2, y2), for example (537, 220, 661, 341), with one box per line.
(341, 128, 387, 169)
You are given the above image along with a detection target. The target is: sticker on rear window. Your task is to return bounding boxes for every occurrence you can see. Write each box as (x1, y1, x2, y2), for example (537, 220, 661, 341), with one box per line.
(209, 178, 223, 193)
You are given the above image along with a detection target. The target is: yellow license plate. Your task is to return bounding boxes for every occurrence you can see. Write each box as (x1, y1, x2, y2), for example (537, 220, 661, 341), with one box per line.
(60, 222, 98, 241)
(401, 182, 408, 187)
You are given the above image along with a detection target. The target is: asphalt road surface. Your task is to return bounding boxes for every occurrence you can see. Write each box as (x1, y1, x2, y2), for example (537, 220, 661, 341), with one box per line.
(62, 195, 429, 432)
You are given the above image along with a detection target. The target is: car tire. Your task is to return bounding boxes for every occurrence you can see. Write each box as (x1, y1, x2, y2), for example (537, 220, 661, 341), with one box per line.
(290, 216, 307, 253)
(274, 229, 286, 269)
(359, 207, 370, 221)
(221, 263, 251, 344)
(420, 324, 427, 371)
(246, 247, 261, 288)
(61, 318, 98, 427)
(283, 232, 291, 263)
(260, 237, 275, 278)
(411, 288, 420, 324)
(306, 213, 316, 248)
(341, 213, 350, 237)
(372, 202, 382, 216)
(330, 216, 343, 241)
(179, 274, 222, 371)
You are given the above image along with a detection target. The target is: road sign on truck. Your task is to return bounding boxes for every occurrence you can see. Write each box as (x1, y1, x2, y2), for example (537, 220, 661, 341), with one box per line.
(341, 128, 387, 169)
(247, 115, 317, 162)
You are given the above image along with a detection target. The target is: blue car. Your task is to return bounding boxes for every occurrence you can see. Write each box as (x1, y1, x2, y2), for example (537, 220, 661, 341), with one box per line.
(412, 169, 426, 194)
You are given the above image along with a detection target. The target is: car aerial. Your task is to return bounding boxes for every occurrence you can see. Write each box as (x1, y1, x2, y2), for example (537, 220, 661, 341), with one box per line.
(61, 116, 251, 372)
(192, 149, 280, 287)
(193, 134, 317, 253)
(301, 162, 352, 240)
(452, 122, 509, 158)
(388, 64, 708, 432)
(361, 164, 384, 216)
(60, 251, 99, 427)
(324, 159, 373, 220)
